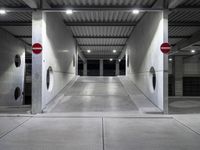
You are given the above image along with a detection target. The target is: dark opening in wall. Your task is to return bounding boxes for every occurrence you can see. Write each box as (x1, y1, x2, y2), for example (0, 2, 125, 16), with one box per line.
(183, 77, 200, 96)
(150, 67, 156, 90)
(104, 60, 115, 76)
(14, 87, 21, 100)
(46, 66, 53, 91)
(87, 60, 100, 76)
(15, 55, 21, 67)
(119, 57, 126, 75)
(78, 58, 84, 76)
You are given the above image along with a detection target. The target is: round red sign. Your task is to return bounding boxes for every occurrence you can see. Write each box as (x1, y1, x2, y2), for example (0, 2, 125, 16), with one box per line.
(160, 43, 171, 54)
(32, 43, 42, 54)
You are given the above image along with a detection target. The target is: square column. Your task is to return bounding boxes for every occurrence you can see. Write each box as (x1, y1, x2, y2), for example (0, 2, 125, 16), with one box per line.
(115, 60, 119, 76)
(100, 59, 103, 76)
(32, 11, 44, 114)
(174, 56, 183, 96)
(83, 62, 87, 76)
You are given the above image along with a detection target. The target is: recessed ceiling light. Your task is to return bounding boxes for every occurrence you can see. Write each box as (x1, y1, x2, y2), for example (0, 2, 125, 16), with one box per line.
(87, 49, 91, 53)
(113, 49, 117, 53)
(132, 9, 139, 15)
(109, 58, 113, 61)
(0, 9, 6, 15)
(190, 49, 196, 54)
(66, 9, 73, 15)
(169, 58, 173, 62)
(118, 59, 121, 62)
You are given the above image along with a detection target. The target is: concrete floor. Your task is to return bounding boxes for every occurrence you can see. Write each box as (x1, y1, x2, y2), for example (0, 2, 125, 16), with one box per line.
(50, 76, 140, 115)
(169, 97, 200, 114)
(0, 77, 200, 150)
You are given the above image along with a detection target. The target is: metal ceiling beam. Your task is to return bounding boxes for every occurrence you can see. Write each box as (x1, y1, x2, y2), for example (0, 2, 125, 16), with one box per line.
(170, 30, 200, 55)
(1, 21, 200, 27)
(0, 22, 32, 26)
(75, 36, 129, 39)
(22, 0, 38, 9)
(85, 57, 118, 60)
(3, 6, 200, 13)
(66, 22, 137, 26)
(169, 36, 191, 39)
(15, 35, 32, 38)
(168, 0, 187, 9)
(79, 44, 125, 47)
(169, 22, 200, 27)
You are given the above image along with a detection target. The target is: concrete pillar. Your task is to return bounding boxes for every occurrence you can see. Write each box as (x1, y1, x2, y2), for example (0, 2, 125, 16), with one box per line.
(32, 11, 44, 113)
(75, 45, 78, 75)
(174, 56, 183, 96)
(83, 62, 87, 76)
(115, 60, 119, 76)
(100, 59, 103, 76)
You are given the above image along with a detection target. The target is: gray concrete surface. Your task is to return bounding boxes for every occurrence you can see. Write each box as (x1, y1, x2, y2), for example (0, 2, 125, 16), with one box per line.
(104, 118, 200, 150)
(32, 12, 76, 113)
(50, 77, 139, 114)
(0, 77, 200, 149)
(169, 97, 200, 114)
(0, 28, 26, 106)
(0, 117, 102, 150)
(125, 11, 168, 111)
(173, 114, 200, 134)
(0, 116, 200, 150)
(0, 117, 30, 137)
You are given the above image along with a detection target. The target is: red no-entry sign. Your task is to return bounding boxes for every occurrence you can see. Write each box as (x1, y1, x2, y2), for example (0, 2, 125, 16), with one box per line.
(160, 43, 171, 54)
(32, 43, 42, 54)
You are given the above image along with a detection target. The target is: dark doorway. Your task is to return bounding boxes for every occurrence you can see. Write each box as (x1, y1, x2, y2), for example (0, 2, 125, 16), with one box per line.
(87, 60, 100, 76)
(103, 60, 115, 76)
(119, 57, 126, 75)
(78, 58, 83, 76)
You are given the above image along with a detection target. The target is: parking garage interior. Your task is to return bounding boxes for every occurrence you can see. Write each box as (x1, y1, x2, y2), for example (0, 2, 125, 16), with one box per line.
(0, 0, 200, 150)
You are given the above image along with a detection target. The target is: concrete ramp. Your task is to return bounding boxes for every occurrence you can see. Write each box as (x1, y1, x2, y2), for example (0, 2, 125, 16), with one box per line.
(47, 76, 161, 116)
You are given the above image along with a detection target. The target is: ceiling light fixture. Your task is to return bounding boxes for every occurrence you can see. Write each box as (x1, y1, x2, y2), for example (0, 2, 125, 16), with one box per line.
(113, 49, 117, 53)
(109, 58, 113, 61)
(132, 9, 140, 15)
(190, 49, 196, 54)
(0, 9, 6, 15)
(87, 49, 91, 53)
(118, 59, 121, 62)
(168, 58, 173, 62)
(66, 9, 73, 15)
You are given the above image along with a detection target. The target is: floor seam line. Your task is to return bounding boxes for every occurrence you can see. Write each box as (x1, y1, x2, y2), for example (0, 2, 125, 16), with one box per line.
(102, 118, 105, 150)
(0, 117, 33, 140)
(173, 117, 200, 136)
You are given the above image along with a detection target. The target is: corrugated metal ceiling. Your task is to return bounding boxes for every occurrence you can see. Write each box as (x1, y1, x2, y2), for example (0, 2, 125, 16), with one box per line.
(48, 0, 156, 7)
(63, 11, 144, 22)
(0, 0, 200, 57)
(0, 0, 27, 7)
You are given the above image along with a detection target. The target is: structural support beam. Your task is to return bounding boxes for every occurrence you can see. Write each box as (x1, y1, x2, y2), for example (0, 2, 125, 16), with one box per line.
(169, 22, 200, 27)
(174, 56, 183, 96)
(0, 22, 32, 26)
(66, 22, 137, 26)
(99, 59, 103, 76)
(170, 30, 200, 55)
(83, 62, 87, 76)
(115, 60, 119, 76)
(75, 36, 129, 39)
(22, 0, 38, 9)
(168, 0, 187, 9)
(169, 36, 191, 39)
(15, 35, 32, 38)
(2, 6, 200, 13)
(1, 21, 200, 27)
(78, 50, 86, 64)
(79, 44, 125, 47)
